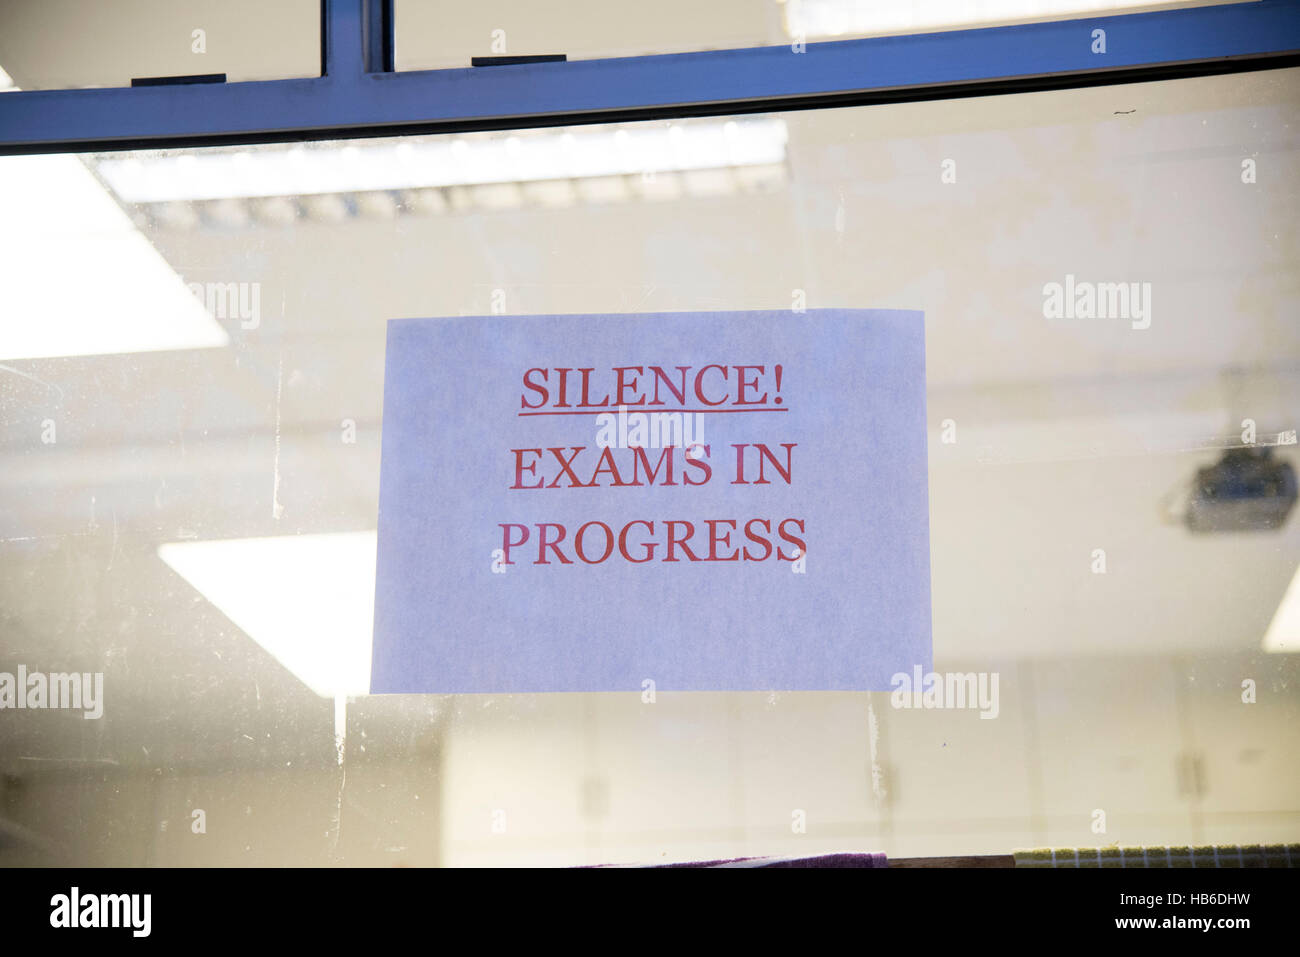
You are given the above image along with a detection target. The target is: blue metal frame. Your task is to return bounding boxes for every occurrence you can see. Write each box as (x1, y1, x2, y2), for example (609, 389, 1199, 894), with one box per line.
(0, 0, 1297, 154)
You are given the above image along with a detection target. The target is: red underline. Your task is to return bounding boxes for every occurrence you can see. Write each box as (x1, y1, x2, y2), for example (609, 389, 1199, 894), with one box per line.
(517, 407, 788, 416)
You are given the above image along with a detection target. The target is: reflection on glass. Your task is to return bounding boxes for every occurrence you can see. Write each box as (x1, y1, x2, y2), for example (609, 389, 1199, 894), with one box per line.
(0, 67, 1297, 867)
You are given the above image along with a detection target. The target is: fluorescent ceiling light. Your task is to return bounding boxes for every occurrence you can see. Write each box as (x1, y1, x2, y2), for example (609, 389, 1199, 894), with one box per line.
(94, 119, 789, 204)
(1262, 562, 1300, 654)
(158, 532, 377, 697)
(0, 152, 229, 360)
(784, 0, 1200, 39)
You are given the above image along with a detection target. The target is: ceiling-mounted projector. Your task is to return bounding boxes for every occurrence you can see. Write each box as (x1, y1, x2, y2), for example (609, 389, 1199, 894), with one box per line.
(1185, 446, 1297, 533)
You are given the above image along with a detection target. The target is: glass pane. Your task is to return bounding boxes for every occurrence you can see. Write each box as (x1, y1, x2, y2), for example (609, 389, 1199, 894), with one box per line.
(1, 66, 1297, 866)
(0, 0, 319, 91)
(395, 0, 1241, 69)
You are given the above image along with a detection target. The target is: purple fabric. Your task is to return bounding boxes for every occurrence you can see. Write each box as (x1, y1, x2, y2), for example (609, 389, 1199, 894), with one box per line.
(591, 852, 888, 868)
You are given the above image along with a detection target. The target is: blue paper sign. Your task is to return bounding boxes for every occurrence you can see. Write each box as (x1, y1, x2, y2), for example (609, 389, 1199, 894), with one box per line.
(371, 309, 930, 693)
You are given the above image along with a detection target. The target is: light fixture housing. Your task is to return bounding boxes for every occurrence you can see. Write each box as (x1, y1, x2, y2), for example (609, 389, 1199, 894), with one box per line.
(783, 0, 1200, 40)
(92, 119, 789, 204)
(158, 532, 377, 697)
(1263, 562, 1300, 654)
(0, 152, 230, 361)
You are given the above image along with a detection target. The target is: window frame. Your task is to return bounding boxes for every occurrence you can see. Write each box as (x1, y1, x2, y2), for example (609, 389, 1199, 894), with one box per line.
(0, 0, 1296, 155)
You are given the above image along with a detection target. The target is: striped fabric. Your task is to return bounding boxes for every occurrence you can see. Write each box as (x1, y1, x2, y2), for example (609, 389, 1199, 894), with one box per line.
(1013, 844, 1297, 868)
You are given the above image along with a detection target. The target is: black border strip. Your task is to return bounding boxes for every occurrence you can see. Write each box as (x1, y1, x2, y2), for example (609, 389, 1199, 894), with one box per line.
(130, 74, 227, 87)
